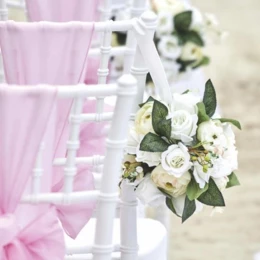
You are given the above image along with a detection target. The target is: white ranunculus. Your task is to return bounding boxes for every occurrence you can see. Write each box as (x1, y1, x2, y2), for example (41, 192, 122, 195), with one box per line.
(213, 176, 229, 192)
(157, 12, 174, 36)
(157, 35, 182, 60)
(171, 195, 204, 217)
(151, 165, 191, 198)
(135, 101, 155, 135)
(180, 42, 203, 64)
(170, 110, 198, 143)
(161, 143, 192, 177)
(135, 174, 165, 207)
(152, 0, 187, 16)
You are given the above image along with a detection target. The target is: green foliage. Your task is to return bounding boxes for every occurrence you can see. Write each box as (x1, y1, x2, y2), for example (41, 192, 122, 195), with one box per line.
(182, 196, 196, 223)
(226, 172, 240, 188)
(139, 96, 155, 108)
(203, 79, 217, 117)
(174, 11, 192, 32)
(187, 177, 209, 201)
(152, 100, 171, 139)
(197, 102, 210, 124)
(166, 197, 180, 217)
(139, 133, 170, 152)
(217, 118, 242, 130)
(198, 178, 225, 207)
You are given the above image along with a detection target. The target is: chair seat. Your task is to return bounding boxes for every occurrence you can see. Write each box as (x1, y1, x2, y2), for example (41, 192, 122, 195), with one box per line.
(65, 218, 167, 260)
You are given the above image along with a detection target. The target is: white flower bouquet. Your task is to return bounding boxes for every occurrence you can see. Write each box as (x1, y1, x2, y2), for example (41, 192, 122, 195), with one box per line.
(121, 80, 241, 222)
(148, 0, 226, 82)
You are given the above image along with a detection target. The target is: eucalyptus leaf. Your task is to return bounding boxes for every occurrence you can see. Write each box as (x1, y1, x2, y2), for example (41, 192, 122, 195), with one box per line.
(217, 118, 242, 130)
(198, 178, 225, 207)
(182, 196, 196, 223)
(203, 79, 217, 117)
(174, 11, 192, 32)
(187, 177, 209, 201)
(166, 197, 180, 217)
(226, 172, 240, 188)
(139, 132, 170, 152)
(197, 102, 210, 124)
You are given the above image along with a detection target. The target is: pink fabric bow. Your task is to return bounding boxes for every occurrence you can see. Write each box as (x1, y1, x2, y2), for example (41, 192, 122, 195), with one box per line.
(0, 21, 110, 239)
(0, 85, 65, 259)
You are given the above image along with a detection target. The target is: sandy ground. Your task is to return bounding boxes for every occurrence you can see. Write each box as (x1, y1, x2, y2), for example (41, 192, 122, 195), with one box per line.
(7, 0, 260, 259)
(168, 0, 260, 259)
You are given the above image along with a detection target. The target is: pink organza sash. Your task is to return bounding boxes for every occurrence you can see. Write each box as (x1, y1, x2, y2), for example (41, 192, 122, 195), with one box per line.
(0, 85, 65, 260)
(25, 0, 100, 22)
(0, 21, 99, 238)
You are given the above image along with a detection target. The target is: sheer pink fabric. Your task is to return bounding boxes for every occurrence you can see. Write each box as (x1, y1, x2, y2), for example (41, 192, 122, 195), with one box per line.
(0, 21, 98, 238)
(0, 85, 65, 260)
(25, 0, 100, 22)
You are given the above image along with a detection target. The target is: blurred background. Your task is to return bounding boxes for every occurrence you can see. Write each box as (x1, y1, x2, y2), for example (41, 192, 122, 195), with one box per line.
(7, 0, 260, 259)
(169, 0, 260, 259)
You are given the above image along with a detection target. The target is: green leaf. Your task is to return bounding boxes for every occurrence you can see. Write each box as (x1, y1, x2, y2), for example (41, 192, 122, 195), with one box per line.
(139, 132, 170, 152)
(174, 11, 192, 32)
(192, 56, 210, 69)
(187, 177, 209, 201)
(166, 197, 180, 217)
(217, 118, 242, 130)
(203, 80, 217, 117)
(182, 89, 190, 94)
(139, 96, 155, 108)
(226, 172, 240, 188)
(158, 188, 173, 199)
(180, 30, 204, 46)
(203, 79, 217, 117)
(152, 100, 171, 139)
(198, 178, 225, 207)
(182, 196, 196, 223)
(197, 102, 210, 124)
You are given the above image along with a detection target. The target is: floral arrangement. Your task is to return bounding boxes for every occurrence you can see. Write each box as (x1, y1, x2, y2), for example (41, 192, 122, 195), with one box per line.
(150, 0, 226, 82)
(111, 0, 226, 84)
(121, 80, 241, 222)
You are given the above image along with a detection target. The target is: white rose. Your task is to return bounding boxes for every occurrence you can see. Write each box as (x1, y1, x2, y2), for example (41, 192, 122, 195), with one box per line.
(151, 165, 191, 197)
(180, 42, 203, 65)
(157, 35, 182, 60)
(170, 194, 204, 217)
(161, 143, 192, 177)
(157, 12, 174, 36)
(170, 110, 198, 143)
(213, 176, 229, 192)
(135, 174, 165, 207)
(172, 92, 201, 114)
(135, 101, 154, 135)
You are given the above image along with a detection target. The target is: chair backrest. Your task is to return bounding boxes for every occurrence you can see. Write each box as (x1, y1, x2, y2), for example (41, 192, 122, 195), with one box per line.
(12, 75, 136, 260)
